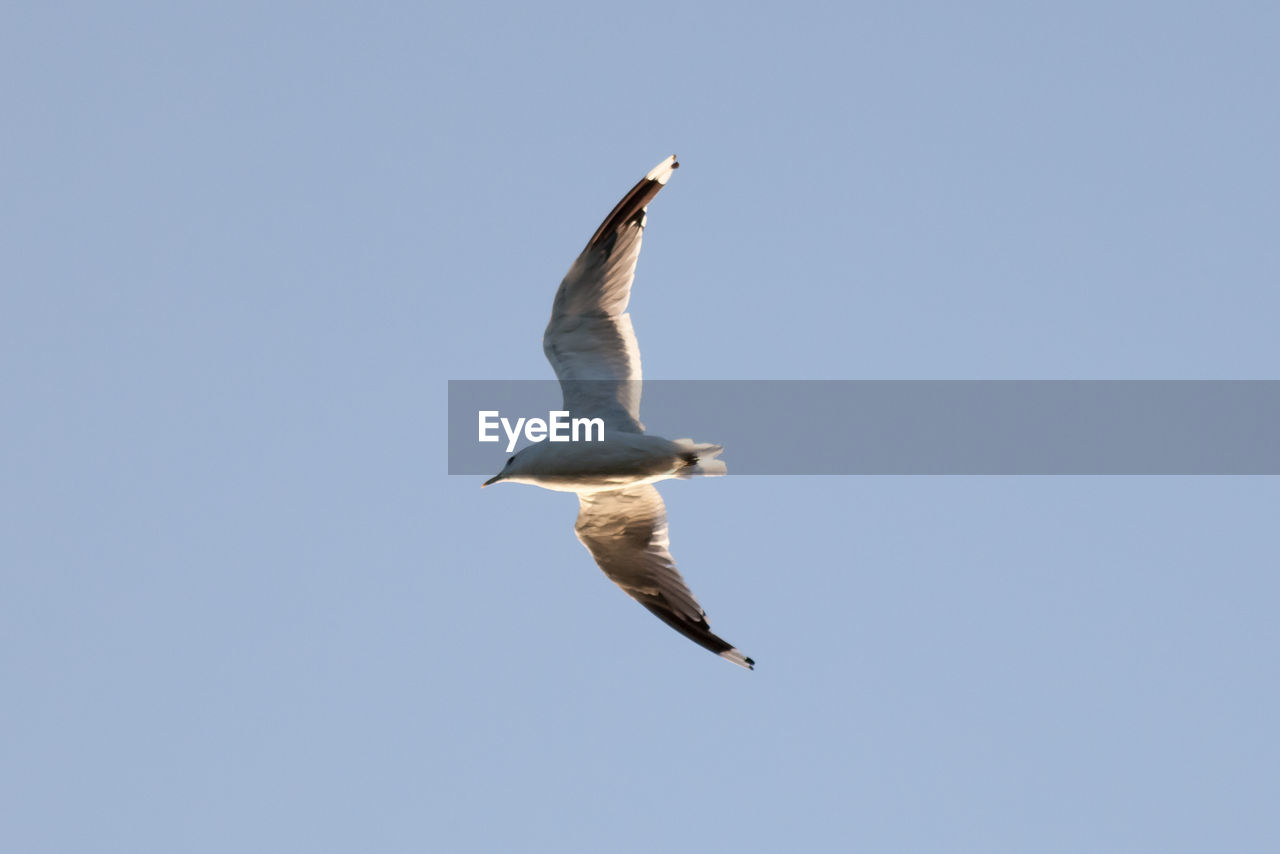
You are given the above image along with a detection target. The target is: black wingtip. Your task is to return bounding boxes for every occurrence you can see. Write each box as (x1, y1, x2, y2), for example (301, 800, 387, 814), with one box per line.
(640, 601, 753, 670)
(586, 157, 678, 248)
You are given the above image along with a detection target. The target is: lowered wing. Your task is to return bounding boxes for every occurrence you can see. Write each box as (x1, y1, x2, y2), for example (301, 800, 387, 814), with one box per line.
(574, 483, 753, 670)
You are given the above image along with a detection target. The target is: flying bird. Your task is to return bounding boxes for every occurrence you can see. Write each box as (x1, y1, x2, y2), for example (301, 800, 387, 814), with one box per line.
(483, 156, 753, 670)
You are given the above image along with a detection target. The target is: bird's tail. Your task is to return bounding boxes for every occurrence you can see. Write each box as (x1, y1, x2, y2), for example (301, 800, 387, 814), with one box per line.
(672, 439, 726, 478)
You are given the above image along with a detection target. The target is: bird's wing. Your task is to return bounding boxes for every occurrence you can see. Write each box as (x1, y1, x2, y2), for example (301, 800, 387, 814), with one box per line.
(542, 155, 678, 433)
(574, 483, 753, 669)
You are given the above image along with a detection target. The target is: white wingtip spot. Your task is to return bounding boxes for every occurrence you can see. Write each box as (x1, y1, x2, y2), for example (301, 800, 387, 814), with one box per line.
(645, 154, 679, 185)
(721, 649, 755, 670)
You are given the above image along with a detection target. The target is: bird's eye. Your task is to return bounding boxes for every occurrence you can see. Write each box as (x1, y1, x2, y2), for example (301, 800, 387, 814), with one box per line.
(507, 456, 515, 466)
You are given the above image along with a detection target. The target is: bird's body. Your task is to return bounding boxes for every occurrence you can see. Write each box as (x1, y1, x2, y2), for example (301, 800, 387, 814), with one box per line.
(483, 155, 753, 670)
(495, 431, 725, 495)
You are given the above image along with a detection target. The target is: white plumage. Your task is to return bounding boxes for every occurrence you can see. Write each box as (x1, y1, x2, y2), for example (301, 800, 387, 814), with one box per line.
(484, 156, 753, 670)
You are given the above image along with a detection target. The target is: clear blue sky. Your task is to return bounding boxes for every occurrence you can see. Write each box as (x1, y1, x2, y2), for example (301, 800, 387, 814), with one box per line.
(4, 2, 1278, 851)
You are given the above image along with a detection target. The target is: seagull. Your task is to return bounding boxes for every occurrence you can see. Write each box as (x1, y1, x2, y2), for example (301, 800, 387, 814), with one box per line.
(482, 155, 754, 670)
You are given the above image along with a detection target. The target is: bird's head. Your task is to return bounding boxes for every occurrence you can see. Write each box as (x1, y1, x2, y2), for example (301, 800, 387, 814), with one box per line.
(481, 450, 528, 487)
(481, 455, 513, 487)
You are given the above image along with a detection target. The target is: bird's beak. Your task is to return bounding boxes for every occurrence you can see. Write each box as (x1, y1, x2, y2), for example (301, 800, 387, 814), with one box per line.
(481, 474, 503, 487)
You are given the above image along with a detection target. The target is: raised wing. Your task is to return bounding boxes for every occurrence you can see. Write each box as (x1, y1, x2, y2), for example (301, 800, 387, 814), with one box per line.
(542, 156, 678, 433)
(574, 483, 753, 669)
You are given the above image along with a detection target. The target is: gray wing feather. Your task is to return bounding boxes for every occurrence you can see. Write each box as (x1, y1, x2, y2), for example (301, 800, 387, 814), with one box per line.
(542, 156, 677, 433)
(574, 484, 753, 669)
